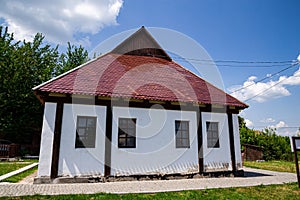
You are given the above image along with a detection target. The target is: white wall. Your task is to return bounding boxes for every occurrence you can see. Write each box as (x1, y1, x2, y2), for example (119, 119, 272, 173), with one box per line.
(58, 104, 106, 177)
(202, 112, 231, 172)
(233, 114, 243, 170)
(38, 102, 57, 177)
(110, 106, 199, 176)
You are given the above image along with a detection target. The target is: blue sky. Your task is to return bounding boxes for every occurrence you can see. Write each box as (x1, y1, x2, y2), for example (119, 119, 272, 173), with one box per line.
(0, 0, 299, 136)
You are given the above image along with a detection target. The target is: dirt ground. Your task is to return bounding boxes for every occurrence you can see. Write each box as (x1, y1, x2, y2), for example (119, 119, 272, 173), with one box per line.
(18, 170, 37, 184)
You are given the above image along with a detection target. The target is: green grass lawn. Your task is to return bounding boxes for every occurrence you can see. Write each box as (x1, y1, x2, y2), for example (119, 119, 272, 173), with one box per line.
(244, 160, 299, 173)
(0, 162, 30, 176)
(0, 159, 299, 199)
(0, 159, 38, 183)
(3, 166, 38, 183)
(0, 183, 299, 200)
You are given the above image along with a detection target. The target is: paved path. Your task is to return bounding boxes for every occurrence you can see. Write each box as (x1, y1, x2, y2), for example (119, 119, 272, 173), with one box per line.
(0, 167, 297, 197)
(18, 171, 38, 184)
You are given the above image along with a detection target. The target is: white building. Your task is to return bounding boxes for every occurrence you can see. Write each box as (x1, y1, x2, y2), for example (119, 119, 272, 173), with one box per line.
(33, 27, 248, 183)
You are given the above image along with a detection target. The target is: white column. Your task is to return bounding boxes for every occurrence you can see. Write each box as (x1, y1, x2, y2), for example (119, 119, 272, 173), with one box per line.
(37, 102, 57, 177)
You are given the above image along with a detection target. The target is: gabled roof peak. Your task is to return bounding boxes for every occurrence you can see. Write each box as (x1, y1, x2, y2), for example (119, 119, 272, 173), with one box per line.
(111, 26, 172, 61)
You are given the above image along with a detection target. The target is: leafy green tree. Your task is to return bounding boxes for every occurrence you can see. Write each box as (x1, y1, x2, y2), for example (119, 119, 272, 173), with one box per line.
(238, 116, 246, 129)
(0, 26, 89, 149)
(0, 28, 60, 144)
(0, 27, 18, 139)
(239, 116, 292, 161)
(56, 42, 88, 76)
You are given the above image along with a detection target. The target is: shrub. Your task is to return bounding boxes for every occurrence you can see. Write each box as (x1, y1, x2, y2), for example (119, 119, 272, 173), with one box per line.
(239, 117, 293, 161)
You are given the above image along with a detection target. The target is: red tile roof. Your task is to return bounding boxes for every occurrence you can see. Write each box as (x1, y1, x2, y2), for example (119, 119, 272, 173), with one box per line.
(34, 53, 248, 108)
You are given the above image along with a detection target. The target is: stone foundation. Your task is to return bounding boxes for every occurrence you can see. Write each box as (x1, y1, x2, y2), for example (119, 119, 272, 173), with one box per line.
(34, 170, 244, 184)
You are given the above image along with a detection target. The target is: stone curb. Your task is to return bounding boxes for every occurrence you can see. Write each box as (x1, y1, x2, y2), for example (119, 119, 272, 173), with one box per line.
(0, 163, 38, 181)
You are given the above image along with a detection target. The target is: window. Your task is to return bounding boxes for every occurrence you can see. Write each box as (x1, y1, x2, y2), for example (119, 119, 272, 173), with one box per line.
(118, 118, 136, 148)
(175, 120, 190, 148)
(75, 116, 97, 148)
(206, 122, 220, 148)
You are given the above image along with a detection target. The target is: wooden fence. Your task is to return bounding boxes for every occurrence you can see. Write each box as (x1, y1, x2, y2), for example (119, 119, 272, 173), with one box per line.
(243, 144, 264, 161)
(0, 144, 20, 158)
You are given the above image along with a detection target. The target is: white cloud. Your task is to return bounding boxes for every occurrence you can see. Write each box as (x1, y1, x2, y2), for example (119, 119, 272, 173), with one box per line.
(267, 121, 298, 137)
(0, 0, 123, 45)
(275, 127, 296, 137)
(260, 118, 275, 123)
(228, 67, 300, 102)
(270, 121, 288, 129)
(245, 119, 253, 128)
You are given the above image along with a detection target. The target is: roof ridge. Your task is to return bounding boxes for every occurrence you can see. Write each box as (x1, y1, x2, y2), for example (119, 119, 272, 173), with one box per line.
(111, 26, 172, 61)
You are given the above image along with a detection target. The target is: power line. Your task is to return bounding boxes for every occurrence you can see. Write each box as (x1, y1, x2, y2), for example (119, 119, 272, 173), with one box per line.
(172, 56, 294, 64)
(213, 63, 292, 68)
(172, 56, 300, 98)
(170, 55, 300, 100)
(229, 62, 299, 94)
(243, 78, 286, 102)
(158, 53, 297, 67)
(172, 56, 295, 68)
(244, 73, 300, 102)
(172, 60, 293, 68)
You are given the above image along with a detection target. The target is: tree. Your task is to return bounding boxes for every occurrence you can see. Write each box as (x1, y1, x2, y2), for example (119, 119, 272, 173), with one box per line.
(56, 42, 88, 76)
(238, 116, 246, 129)
(0, 28, 60, 144)
(0, 27, 18, 139)
(239, 116, 292, 161)
(0, 26, 89, 148)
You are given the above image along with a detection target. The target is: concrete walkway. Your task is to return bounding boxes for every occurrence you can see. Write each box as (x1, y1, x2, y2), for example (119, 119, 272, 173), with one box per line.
(0, 167, 297, 197)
